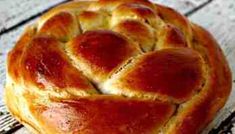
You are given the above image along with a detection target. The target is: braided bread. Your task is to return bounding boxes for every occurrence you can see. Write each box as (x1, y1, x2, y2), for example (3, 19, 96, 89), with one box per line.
(4, 0, 232, 133)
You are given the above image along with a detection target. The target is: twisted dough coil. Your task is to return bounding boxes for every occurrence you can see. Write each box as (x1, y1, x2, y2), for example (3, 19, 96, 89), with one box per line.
(4, 0, 232, 134)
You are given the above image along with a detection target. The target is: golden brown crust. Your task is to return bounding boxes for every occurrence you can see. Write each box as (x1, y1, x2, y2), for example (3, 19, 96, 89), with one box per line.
(163, 24, 232, 134)
(7, 26, 36, 83)
(89, 0, 155, 12)
(32, 96, 175, 134)
(157, 24, 187, 49)
(38, 1, 95, 23)
(38, 12, 79, 42)
(111, 2, 162, 28)
(4, 0, 232, 134)
(155, 4, 193, 47)
(113, 20, 155, 51)
(103, 48, 204, 103)
(67, 30, 140, 83)
(78, 10, 109, 31)
(21, 36, 94, 92)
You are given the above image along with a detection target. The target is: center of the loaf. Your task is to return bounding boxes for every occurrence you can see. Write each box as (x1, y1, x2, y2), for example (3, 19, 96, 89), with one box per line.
(66, 30, 140, 83)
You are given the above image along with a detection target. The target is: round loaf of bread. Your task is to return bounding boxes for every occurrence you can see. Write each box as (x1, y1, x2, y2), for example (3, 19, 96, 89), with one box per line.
(4, 0, 232, 133)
